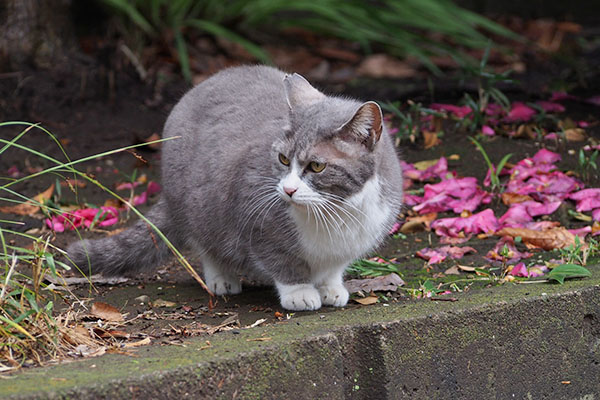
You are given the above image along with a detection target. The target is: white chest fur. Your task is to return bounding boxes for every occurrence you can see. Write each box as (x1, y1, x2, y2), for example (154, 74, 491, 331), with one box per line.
(291, 177, 392, 269)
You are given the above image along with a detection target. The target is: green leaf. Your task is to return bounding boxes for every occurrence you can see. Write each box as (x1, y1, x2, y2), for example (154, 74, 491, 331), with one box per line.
(547, 264, 591, 284)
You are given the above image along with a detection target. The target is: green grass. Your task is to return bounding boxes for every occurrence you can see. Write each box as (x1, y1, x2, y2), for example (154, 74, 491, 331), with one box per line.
(100, 0, 520, 81)
(0, 122, 208, 371)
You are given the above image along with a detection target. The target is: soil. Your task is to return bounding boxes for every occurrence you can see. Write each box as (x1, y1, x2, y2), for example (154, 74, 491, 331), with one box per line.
(2, 18, 600, 366)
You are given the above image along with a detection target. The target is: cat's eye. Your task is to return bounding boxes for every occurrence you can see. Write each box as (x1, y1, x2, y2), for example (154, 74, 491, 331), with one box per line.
(279, 153, 290, 166)
(308, 161, 326, 173)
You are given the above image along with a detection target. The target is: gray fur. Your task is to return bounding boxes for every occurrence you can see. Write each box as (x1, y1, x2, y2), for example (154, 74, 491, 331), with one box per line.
(67, 65, 403, 299)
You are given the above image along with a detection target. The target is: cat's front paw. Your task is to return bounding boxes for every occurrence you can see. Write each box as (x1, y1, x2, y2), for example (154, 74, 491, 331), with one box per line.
(318, 284, 349, 307)
(206, 275, 242, 296)
(276, 283, 322, 311)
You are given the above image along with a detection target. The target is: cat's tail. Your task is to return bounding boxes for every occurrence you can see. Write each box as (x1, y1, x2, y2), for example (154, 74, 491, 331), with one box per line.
(66, 200, 176, 276)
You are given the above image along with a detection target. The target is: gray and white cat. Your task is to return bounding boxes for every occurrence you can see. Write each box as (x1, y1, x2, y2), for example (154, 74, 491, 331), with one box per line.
(68, 65, 403, 311)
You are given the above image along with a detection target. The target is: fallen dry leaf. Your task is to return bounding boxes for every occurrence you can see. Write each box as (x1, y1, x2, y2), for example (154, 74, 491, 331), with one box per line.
(356, 54, 417, 78)
(143, 133, 162, 150)
(400, 213, 437, 233)
(444, 266, 461, 275)
(353, 295, 378, 305)
(496, 227, 579, 250)
(152, 299, 177, 308)
(246, 337, 272, 342)
(345, 273, 404, 294)
(75, 345, 106, 358)
(95, 329, 130, 339)
(457, 265, 476, 272)
(123, 337, 151, 348)
(564, 128, 586, 142)
(0, 183, 54, 216)
(90, 302, 124, 322)
(60, 179, 86, 189)
(501, 192, 534, 205)
(413, 158, 440, 171)
(423, 131, 441, 149)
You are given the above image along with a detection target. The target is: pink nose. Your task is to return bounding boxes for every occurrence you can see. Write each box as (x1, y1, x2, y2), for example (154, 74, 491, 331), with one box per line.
(283, 186, 297, 197)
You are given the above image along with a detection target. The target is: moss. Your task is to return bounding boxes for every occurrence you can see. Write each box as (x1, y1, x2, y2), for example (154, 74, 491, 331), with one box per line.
(2, 269, 599, 397)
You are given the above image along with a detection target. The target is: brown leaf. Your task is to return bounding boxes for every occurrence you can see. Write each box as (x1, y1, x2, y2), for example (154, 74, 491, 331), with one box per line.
(354, 295, 378, 305)
(444, 266, 461, 275)
(0, 184, 54, 216)
(90, 302, 124, 322)
(345, 273, 404, 294)
(496, 227, 579, 251)
(60, 179, 86, 189)
(501, 192, 533, 205)
(400, 213, 438, 233)
(356, 54, 417, 79)
(152, 299, 177, 308)
(564, 128, 586, 142)
(95, 329, 130, 339)
(144, 133, 162, 150)
(413, 158, 440, 170)
(423, 131, 441, 149)
(123, 337, 151, 348)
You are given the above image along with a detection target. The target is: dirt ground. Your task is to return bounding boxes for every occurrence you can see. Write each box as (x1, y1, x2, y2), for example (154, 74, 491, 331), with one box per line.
(2, 19, 600, 361)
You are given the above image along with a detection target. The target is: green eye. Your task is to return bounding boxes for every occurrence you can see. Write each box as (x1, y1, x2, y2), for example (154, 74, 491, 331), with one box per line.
(309, 161, 326, 173)
(279, 153, 290, 166)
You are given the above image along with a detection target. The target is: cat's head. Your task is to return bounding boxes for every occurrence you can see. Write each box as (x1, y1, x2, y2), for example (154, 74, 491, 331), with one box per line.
(271, 73, 384, 207)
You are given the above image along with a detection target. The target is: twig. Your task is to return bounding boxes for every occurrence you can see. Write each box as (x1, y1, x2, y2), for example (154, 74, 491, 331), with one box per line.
(120, 44, 147, 81)
(0, 253, 17, 301)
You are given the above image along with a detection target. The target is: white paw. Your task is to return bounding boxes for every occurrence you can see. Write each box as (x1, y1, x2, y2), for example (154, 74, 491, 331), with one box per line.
(277, 283, 322, 311)
(206, 275, 242, 296)
(318, 284, 349, 307)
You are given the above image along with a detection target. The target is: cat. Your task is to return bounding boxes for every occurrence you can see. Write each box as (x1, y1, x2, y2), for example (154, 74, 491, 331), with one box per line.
(67, 65, 403, 311)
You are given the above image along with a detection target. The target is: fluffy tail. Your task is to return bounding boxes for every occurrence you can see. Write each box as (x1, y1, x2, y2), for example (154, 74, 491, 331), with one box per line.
(67, 201, 175, 276)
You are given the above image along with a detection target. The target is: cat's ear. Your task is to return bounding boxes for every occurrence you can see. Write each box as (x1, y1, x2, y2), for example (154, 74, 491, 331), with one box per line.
(337, 101, 383, 150)
(283, 73, 325, 110)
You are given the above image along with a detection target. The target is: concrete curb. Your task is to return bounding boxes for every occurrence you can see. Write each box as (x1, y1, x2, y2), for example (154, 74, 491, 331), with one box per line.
(3, 274, 600, 399)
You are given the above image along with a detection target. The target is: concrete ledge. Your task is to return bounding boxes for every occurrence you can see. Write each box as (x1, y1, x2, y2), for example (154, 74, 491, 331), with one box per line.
(3, 273, 600, 399)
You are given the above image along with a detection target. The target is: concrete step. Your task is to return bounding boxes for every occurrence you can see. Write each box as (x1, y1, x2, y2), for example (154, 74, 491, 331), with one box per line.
(3, 272, 600, 399)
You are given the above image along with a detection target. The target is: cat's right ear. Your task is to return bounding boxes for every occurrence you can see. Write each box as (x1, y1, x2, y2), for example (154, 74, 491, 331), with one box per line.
(283, 73, 325, 111)
(336, 101, 383, 151)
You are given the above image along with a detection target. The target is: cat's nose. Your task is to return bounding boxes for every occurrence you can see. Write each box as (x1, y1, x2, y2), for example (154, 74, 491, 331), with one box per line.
(283, 186, 297, 197)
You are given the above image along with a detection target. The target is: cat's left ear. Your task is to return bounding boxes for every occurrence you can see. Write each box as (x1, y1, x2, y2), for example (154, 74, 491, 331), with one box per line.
(337, 101, 383, 150)
(283, 73, 325, 110)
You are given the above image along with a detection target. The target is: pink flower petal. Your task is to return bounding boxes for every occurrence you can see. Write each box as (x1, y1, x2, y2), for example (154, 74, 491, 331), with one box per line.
(544, 133, 558, 140)
(569, 226, 591, 239)
(506, 102, 536, 122)
(486, 237, 532, 264)
(499, 204, 532, 227)
(569, 188, 600, 201)
(389, 222, 401, 235)
(482, 125, 495, 136)
(430, 103, 472, 118)
(115, 182, 141, 191)
(521, 200, 561, 217)
(438, 245, 477, 259)
(403, 194, 422, 206)
(536, 101, 565, 113)
(415, 246, 476, 265)
(550, 92, 578, 102)
(509, 262, 529, 277)
(531, 148, 561, 165)
(416, 249, 446, 265)
(528, 265, 548, 278)
(586, 96, 600, 106)
(432, 209, 498, 237)
(593, 209, 600, 222)
(45, 217, 65, 233)
(146, 181, 162, 196)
